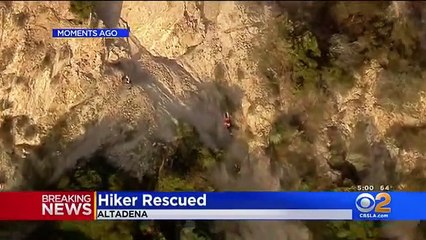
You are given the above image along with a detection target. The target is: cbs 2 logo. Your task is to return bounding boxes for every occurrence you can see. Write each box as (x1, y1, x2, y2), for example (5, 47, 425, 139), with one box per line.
(355, 193, 391, 213)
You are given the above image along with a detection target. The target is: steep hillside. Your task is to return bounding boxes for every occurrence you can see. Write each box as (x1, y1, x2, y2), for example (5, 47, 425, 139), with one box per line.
(1, 1, 426, 240)
(120, 1, 426, 192)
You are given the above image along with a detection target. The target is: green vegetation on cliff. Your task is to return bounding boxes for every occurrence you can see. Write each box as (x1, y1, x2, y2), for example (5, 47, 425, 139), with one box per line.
(69, 1, 94, 20)
(259, 1, 424, 239)
(259, 2, 426, 110)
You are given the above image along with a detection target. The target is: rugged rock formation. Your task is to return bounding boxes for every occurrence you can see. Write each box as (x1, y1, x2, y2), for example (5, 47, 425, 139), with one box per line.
(1, 1, 426, 239)
(122, 2, 277, 145)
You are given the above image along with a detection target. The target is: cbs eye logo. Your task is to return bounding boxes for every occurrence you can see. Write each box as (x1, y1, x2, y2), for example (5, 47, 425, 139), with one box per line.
(355, 193, 391, 213)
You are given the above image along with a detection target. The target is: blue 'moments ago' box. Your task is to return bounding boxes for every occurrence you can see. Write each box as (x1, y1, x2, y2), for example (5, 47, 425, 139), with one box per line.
(52, 28, 129, 38)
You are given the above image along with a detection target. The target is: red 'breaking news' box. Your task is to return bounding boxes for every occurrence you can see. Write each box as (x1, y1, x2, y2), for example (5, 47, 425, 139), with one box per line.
(0, 192, 95, 220)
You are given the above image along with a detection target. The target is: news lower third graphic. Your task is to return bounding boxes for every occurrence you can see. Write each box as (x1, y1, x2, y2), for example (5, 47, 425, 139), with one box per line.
(94, 192, 352, 220)
(94, 192, 351, 220)
(0, 192, 424, 221)
(52, 28, 129, 38)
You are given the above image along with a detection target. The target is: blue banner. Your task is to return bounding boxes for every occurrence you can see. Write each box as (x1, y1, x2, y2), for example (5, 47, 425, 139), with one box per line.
(95, 191, 426, 221)
(52, 29, 129, 38)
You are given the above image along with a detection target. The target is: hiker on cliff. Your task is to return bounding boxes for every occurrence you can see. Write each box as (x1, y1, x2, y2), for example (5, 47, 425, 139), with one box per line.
(122, 75, 131, 84)
(224, 112, 232, 134)
(121, 74, 132, 90)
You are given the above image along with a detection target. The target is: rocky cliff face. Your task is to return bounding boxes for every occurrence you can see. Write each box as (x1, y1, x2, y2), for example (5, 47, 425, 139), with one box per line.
(1, 1, 426, 239)
(120, 1, 426, 190)
(0, 1, 160, 189)
(0, 1, 281, 189)
(122, 2, 278, 145)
